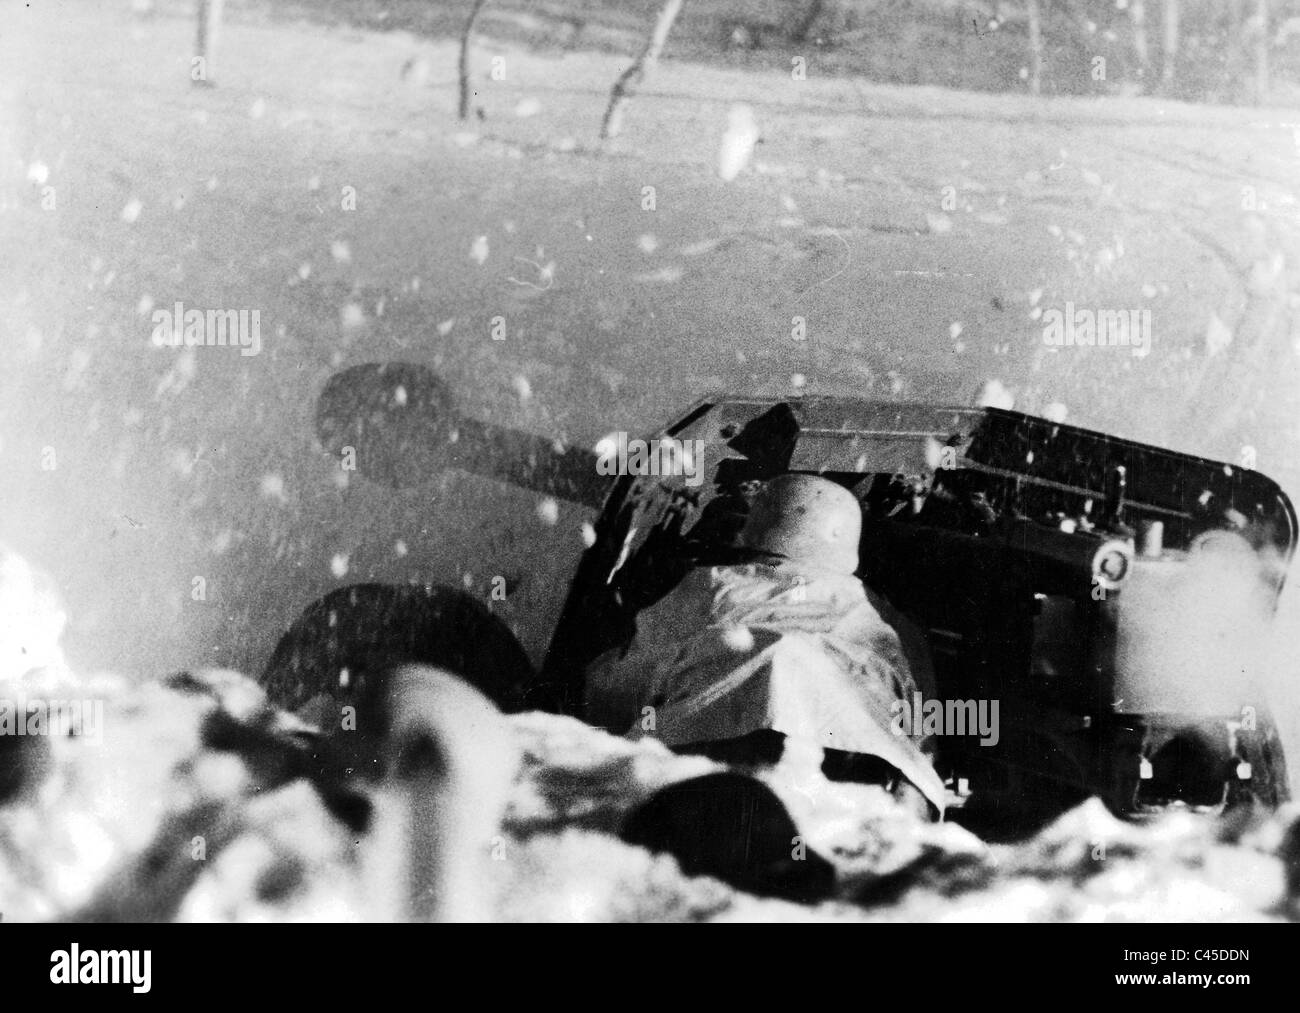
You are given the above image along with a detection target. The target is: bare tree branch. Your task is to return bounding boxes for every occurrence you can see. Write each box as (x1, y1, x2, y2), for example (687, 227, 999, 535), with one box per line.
(1255, 0, 1271, 104)
(790, 0, 826, 45)
(1131, 0, 1150, 89)
(600, 0, 685, 141)
(458, 0, 489, 121)
(194, 0, 224, 88)
(1161, 0, 1180, 93)
(1026, 0, 1043, 97)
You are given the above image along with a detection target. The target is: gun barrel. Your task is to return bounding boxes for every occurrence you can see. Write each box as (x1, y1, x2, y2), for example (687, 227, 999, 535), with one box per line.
(315, 362, 608, 507)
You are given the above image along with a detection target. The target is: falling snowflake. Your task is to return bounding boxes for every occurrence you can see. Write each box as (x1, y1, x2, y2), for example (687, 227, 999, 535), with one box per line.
(632, 266, 683, 284)
(330, 240, 351, 264)
(923, 436, 947, 470)
(121, 199, 143, 223)
(722, 626, 755, 652)
(512, 375, 532, 400)
(249, 98, 267, 119)
(1205, 314, 1233, 357)
(470, 235, 490, 265)
(536, 498, 559, 525)
(169, 447, 195, 476)
(974, 379, 1015, 410)
(259, 473, 289, 504)
(330, 554, 349, 579)
(26, 161, 49, 185)
(1248, 254, 1285, 295)
(580, 522, 597, 547)
(154, 347, 198, 398)
(718, 104, 758, 182)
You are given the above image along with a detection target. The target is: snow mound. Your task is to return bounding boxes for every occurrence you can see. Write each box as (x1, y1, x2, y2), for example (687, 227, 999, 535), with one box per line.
(0, 668, 1296, 922)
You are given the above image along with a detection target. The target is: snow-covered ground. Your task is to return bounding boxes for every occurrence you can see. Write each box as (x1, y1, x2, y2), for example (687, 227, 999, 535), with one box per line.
(5, 1, 1300, 686)
(2, 665, 1294, 922)
(4, 1, 1300, 921)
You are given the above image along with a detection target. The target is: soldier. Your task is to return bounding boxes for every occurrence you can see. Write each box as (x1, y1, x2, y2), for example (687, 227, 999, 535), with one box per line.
(586, 473, 946, 819)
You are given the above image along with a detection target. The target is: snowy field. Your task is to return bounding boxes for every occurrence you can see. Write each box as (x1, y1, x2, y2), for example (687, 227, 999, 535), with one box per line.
(5, 1, 1300, 689)
(3, 0, 1300, 923)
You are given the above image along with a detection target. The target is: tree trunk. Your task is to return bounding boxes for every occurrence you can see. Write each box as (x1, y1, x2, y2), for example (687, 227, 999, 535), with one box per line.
(791, 0, 826, 44)
(458, 0, 489, 121)
(1130, 0, 1150, 88)
(194, 0, 224, 87)
(1160, 0, 1180, 93)
(1026, 0, 1043, 97)
(600, 0, 685, 140)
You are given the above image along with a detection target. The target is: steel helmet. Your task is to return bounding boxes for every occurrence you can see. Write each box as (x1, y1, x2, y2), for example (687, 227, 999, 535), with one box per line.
(739, 474, 861, 575)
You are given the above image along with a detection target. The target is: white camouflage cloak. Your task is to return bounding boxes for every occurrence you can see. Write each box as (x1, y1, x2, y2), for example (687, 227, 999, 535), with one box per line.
(585, 561, 947, 814)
